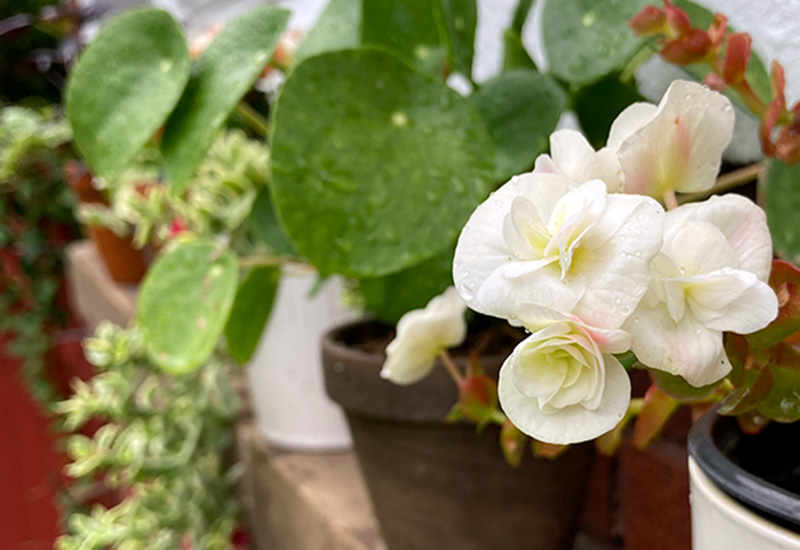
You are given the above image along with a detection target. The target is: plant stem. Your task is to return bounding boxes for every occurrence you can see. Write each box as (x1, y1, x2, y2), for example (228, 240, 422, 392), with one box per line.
(663, 189, 679, 210)
(439, 350, 463, 385)
(235, 102, 270, 138)
(678, 162, 764, 204)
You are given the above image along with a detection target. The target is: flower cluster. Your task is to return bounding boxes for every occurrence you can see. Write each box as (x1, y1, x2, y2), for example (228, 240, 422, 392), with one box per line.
(449, 80, 778, 444)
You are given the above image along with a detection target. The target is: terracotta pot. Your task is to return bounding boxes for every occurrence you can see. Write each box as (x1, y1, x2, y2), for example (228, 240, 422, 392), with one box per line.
(322, 319, 595, 550)
(64, 161, 147, 284)
(688, 410, 800, 550)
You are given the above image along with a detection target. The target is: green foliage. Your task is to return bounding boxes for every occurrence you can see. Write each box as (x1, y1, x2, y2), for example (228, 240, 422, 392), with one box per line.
(269, 48, 494, 278)
(137, 238, 238, 374)
(65, 9, 190, 178)
(763, 159, 800, 264)
(246, 188, 296, 256)
(471, 68, 567, 179)
(648, 368, 720, 401)
(161, 6, 289, 191)
(361, 0, 445, 74)
(225, 266, 280, 363)
(359, 249, 454, 324)
(571, 73, 645, 149)
(294, 0, 362, 63)
(0, 105, 77, 407)
(55, 323, 239, 550)
(434, 0, 478, 79)
(541, 0, 649, 85)
(756, 366, 800, 422)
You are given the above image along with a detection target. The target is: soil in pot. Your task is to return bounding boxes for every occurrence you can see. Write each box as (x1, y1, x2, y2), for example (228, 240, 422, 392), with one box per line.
(323, 319, 596, 550)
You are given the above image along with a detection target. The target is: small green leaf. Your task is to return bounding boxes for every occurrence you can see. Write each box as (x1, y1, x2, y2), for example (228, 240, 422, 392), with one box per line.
(359, 249, 453, 324)
(648, 367, 720, 400)
(270, 48, 494, 278)
(502, 29, 537, 72)
(161, 6, 289, 191)
(541, 0, 649, 85)
(362, 0, 445, 75)
(471, 69, 567, 179)
(763, 160, 800, 264)
(757, 366, 800, 422)
(138, 238, 238, 374)
(571, 73, 645, 149)
(225, 266, 280, 363)
(65, 9, 190, 178)
(247, 188, 297, 256)
(433, 0, 478, 78)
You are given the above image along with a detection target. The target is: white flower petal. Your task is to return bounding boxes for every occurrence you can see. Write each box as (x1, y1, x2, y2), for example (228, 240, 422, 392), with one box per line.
(665, 221, 739, 274)
(619, 80, 735, 197)
(453, 173, 572, 315)
(499, 353, 630, 444)
(699, 274, 779, 333)
(549, 129, 597, 181)
(607, 102, 659, 148)
(664, 195, 773, 282)
(626, 302, 730, 387)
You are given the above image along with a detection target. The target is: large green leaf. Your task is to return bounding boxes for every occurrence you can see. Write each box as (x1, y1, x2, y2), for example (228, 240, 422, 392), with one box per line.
(65, 9, 190, 178)
(763, 159, 800, 263)
(138, 238, 238, 374)
(541, 0, 648, 85)
(757, 366, 800, 422)
(295, 0, 362, 63)
(434, 0, 478, 78)
(362, 0, 445, 74)
(270, 48, 494, 278)
(161, 6, 289, 192)
(572, 73, 645, 149)
(502, 0, 537, 72)
(359, 248, 454, 324)
(471, 69, 566, 179)
(225, 266, 280, 363)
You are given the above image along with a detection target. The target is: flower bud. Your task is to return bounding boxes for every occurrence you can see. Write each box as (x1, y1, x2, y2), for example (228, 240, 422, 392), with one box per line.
(628, 5, 667, 37)
(707, 13, 728, 50)
(722, 32, 752, 85)
(760, 61, 787, 156)
(660, 29, 712, 65)
(663, 0, 691, 36)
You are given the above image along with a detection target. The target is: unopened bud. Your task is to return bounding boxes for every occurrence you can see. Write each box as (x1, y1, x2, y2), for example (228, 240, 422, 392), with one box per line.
(663, 0, 691, 36)
(722, 33, 752, 85)
(660, 29, 712, 65)
(707, 13, 728, 50)
(702, 72, 726, 92)
(628, 5, 667, 37)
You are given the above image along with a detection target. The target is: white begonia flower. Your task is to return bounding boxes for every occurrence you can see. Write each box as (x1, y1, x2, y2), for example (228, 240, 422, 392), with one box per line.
(615, 80, 735, 198)
(625, 195, 778, 387)
(498, 306, 632, 445)
(380, 287, 467, 385)
(453, 173, 664, 330)
(533, 129, 624, 192)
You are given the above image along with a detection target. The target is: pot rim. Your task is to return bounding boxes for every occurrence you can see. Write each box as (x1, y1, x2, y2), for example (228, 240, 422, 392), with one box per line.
(688, 407, 800, 531)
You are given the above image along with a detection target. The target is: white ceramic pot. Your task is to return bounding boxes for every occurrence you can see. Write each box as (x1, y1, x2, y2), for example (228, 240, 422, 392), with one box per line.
(689, 458, 800, 550)
(247, 264, 358, 450)
(688, 411, 800, 550)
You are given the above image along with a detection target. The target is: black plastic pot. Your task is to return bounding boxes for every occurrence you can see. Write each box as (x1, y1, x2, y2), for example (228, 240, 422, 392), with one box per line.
(688, 408, 800, 532)
(322, 319, 595, 550)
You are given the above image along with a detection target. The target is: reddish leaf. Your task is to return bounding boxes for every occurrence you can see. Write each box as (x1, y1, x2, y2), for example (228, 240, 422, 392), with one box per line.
(628, 5, 666, 37)
(760, 61, 787, 156)
(660, 29, 713, 65)
(722, 32, 751, 85)
(632, 385, 679, 449)
(747, 260, 800, 348)
(663, 0, 691, 35)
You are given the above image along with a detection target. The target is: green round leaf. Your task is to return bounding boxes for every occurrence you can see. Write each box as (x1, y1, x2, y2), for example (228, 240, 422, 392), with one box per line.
(161, 6, 290, 191)
(757, 366, 800, 422)
(572, 72, 645, 149)
(648, 367, 719, 401)
(270, 48, 494, 278)
(541, 0, 648, 85)
(225, 266, 280, 363)
(65, 9, 190, 178)
(471, 68, 567, 180)
(295, 0, 362, 63)
(138, 238, 238, 374)
(434, 0, 478, 78)
(359, 248, 454, 324)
